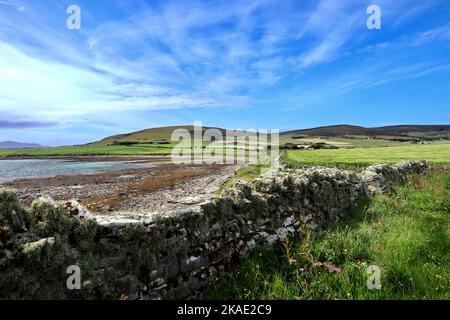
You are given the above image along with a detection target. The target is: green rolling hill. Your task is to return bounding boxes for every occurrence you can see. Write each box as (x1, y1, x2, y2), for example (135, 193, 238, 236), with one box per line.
(93, 124, 450, 146)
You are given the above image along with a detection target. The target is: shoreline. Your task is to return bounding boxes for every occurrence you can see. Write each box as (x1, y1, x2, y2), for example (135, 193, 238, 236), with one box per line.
(1, 162, 240, 215)
(0, 155, 173, 163)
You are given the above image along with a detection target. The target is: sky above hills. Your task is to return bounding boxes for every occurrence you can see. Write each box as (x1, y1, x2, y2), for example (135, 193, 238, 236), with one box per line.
(0, 0, 449, 146)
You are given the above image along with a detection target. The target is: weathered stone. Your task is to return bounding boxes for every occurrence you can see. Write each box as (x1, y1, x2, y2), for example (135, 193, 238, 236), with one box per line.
(362, 160, 428, 193)
(0, 160, 428, 299)
(21, 237, 55, 254)
(63, 200, 94, 220)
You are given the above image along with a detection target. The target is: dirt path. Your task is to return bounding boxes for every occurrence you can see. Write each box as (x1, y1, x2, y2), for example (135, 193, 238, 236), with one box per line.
(2, 163, 241, 215)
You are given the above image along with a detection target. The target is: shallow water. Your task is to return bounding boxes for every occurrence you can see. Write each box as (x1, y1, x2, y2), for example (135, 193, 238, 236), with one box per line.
(0, 159, 153, 183)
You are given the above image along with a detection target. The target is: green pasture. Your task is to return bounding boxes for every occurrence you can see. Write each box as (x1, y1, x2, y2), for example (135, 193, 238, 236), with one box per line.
(0, 144, 175, 157)
(284, 144, 450, 166)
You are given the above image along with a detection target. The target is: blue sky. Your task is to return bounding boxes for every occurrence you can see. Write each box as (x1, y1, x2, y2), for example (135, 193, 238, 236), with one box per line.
(0, 0, 449, 146)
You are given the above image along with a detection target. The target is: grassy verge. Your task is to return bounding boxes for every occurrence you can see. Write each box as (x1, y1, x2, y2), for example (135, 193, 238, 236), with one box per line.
(207, 171, 450, 299)
(215, 163, 272, 195)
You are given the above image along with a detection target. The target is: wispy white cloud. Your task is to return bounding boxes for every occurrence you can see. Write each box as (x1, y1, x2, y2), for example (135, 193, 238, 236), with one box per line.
(284, 60, 450, 110)
(391, 1, 437, 27)
(412, 24, 450, 46)
(0, 0, 449, 144)
(0, 40, 260, 123)
(0, 0, 24, 11)
(0, 0, 306, 129)
(295, 0, 364, 68)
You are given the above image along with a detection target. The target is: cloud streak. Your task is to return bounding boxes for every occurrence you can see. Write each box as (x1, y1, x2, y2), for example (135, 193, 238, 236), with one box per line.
(0, 0, 449, 145)
(0, 119, 57, 128)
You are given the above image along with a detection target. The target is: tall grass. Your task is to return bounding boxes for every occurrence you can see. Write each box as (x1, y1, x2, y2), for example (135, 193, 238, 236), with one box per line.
(207, 172, 450, 299)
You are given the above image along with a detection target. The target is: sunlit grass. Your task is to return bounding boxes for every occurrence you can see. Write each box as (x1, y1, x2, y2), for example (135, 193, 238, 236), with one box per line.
(284, 144, 450, 166)
(0, 144, 175, 157)
(207, 172, 450, 299)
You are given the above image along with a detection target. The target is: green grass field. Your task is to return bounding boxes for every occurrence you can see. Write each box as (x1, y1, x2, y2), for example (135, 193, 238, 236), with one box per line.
(279, 135, 420, 148)
(0, 142, 272, 158)
(0, 144, 175, 157)
(207, 172, 450, 299)
(7, 124, 445, 158)
(284, 144, 450, 166)
(2, 140, 449, 166)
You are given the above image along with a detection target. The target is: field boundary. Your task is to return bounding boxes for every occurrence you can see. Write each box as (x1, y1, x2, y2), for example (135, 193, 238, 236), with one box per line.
(0, 161, 428, 299)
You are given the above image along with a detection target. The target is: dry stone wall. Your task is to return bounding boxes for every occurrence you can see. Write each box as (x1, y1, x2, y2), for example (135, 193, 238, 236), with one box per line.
(0, 161, 428, 299)
(362, 160, 429, 193)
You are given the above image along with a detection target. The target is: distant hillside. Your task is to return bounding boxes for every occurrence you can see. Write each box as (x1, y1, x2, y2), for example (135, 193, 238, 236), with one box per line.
(375, 125, 450, 136)
(376, 124, 450, 132)
(0, 141, 42, 149)
(282, 125, 381, 137)
(92, 125, 235, 146)
(92, 124, 450, 146)
(281, 124, 450, 138)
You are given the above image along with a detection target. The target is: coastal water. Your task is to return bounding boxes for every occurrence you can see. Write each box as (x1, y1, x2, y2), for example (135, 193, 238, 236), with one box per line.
(0, 159, 153, 183)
